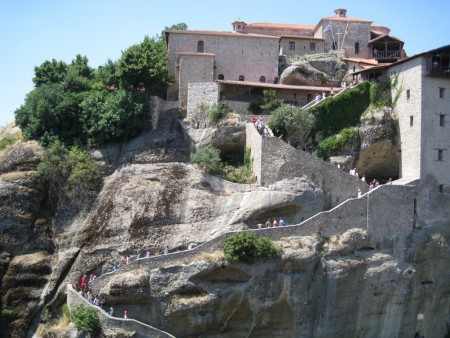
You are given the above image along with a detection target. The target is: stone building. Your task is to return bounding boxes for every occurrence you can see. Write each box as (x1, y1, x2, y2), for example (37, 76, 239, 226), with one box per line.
(164, 8, 404, 112)
(356, 45, 450, 192)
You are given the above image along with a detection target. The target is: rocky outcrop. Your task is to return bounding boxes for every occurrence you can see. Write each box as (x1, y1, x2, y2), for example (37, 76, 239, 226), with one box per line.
(280, 51, 347, 87)
(91, 222, 449, 338)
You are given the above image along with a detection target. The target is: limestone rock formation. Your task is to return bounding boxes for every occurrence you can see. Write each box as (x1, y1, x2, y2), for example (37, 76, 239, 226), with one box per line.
(0, 106, 449, 338)
(280, 51, 347, 87)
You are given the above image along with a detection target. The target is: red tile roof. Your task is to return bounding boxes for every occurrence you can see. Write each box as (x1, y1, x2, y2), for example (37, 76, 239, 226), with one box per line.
(165, 30, 279, 39)
(344, 57, 379, 65)
(247, 22, 315, 30)
(217, 80, 339, 92)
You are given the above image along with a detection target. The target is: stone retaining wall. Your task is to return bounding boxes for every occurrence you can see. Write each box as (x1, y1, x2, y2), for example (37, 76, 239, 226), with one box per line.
(67, 284, 175, 338)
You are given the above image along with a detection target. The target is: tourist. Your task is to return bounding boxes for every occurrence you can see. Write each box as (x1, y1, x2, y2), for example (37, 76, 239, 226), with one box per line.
(109, 306, 114, 316)
(357, 188, 362, 198)
(273, 218, 279, 227)
(100, 296, 106, 310)
(164, 246, 169, 255)
(279, 218, 286, 227)
(124, 309, 128, 319)
(330, 87, 335, 96)
(265, 219, 272, 228)
(94, 295, 100, 306)
(146, 251, 150, 258)
(81, 274, 87, 292)
(250, 116, 256, 124)
(361, 175, 366, 182)
(322, 91, 326, 100)
(188, 243, 194, 250)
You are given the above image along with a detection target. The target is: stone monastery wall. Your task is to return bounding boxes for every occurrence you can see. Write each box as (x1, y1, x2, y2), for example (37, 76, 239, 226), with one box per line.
(246, 123, 368, 204)
(187, 82, 219, 120)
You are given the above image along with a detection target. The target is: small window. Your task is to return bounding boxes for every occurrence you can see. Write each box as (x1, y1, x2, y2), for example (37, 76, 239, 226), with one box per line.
(259, 76, 266, 83)
(238, 75, 244, 81)
(410, 116, 414, 127)
(197, 41, 204, 53)
(218, 74, 224, 80)
(309, 42, 316, 51)
(440, 114, 445, 126)
(355, 42, 360, 54)
(289, 41, 295, 51)
(438, 149, 444, 161)
(439, 184, 444, 193)
(406, 89, 410, 100)
(332, 41, 337, 50)
(439, 88, 445, 98)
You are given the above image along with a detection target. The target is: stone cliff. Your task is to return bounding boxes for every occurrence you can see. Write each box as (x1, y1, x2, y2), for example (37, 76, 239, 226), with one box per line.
(0, 108, 449, 338)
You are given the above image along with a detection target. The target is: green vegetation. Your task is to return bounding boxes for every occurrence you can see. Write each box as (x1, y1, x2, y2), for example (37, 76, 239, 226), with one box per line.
(2, 307, 13, 317)
(191, 146, 222, 174)
(317, 127, 356, 159)
(36, 141, 102, 210)
(15, 30, 179, 147)
(71, 305, 99, 334)
(222, 148, 255, 184)
(208, 101, 229, 125)
(310, 81, 371, 138)
(0, 132, 21, 151)
(192, 146, 256, 183)
(269, 104, 316, 146)
(248, 89, 283, 115)
(223, 231, 282, 263)
(369, 73, 400, 108)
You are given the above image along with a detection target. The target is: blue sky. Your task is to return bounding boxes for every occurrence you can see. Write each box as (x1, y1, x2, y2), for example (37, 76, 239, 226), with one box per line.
(1, 0, 449, 125)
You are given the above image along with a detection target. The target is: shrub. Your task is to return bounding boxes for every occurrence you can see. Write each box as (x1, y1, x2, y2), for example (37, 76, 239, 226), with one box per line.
(0, 133, 21, 151)
(208, 101, 229, 125)
(71, 305, 99, 333)
(317, 127, 356, 159)
(223, 231, 282, 263)
(248, 102, 262, 115)
(191, 146, 222, 174)
(2, 307, 13, 317)
(36, 141, 102, 210)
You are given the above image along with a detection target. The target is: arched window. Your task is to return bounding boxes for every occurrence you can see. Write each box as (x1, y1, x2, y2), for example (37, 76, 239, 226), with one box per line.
(197, 41, 204, 53)
(259, 76, 266, 83)
(355, 42, 360, 54)
(218, 74, 224, 80)
(238, 75, 244, 81)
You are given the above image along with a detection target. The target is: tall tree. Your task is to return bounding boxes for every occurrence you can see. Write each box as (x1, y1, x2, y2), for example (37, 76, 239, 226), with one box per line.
(33, 59, 68, 87)
(117, 36, 172, 96)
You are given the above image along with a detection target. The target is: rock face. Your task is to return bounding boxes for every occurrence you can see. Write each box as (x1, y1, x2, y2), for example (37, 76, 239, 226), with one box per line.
(280, 51, 347, 87)
(0, 106, 449, 338)
(94, 225, 449, 338)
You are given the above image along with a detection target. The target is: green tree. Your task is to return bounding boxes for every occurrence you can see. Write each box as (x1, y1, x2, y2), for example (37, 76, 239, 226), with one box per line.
(223, 231, 282, 263)
(33, 59, 68, 87)
(117, 36, 171, 96)
(260, 89, 283, 113)
(191, 146, 222, 174)
(94, 59, 119, 89)
(71, 305, 99, 333)
(269, 104, 316, 146)
(208, 101, 229, 125)
(69, 54, 94, 79)
(15, 84, 84, 146)
(80, 89, 151, 146)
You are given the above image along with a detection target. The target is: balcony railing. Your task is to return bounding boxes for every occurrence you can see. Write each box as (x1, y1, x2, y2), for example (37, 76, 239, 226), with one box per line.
(373, 50, 401, 59)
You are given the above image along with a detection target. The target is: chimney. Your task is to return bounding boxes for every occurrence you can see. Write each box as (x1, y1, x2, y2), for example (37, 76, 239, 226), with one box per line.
(334, 8, 347, 17)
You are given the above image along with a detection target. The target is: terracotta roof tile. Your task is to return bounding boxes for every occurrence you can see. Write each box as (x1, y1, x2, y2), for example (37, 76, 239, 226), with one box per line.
(247, 22, 315, 30)
(217, 80, 339, 92)
(320, 16, 372, 23)
(165, 29, 279, 39)
(344, 57, 379, 65)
